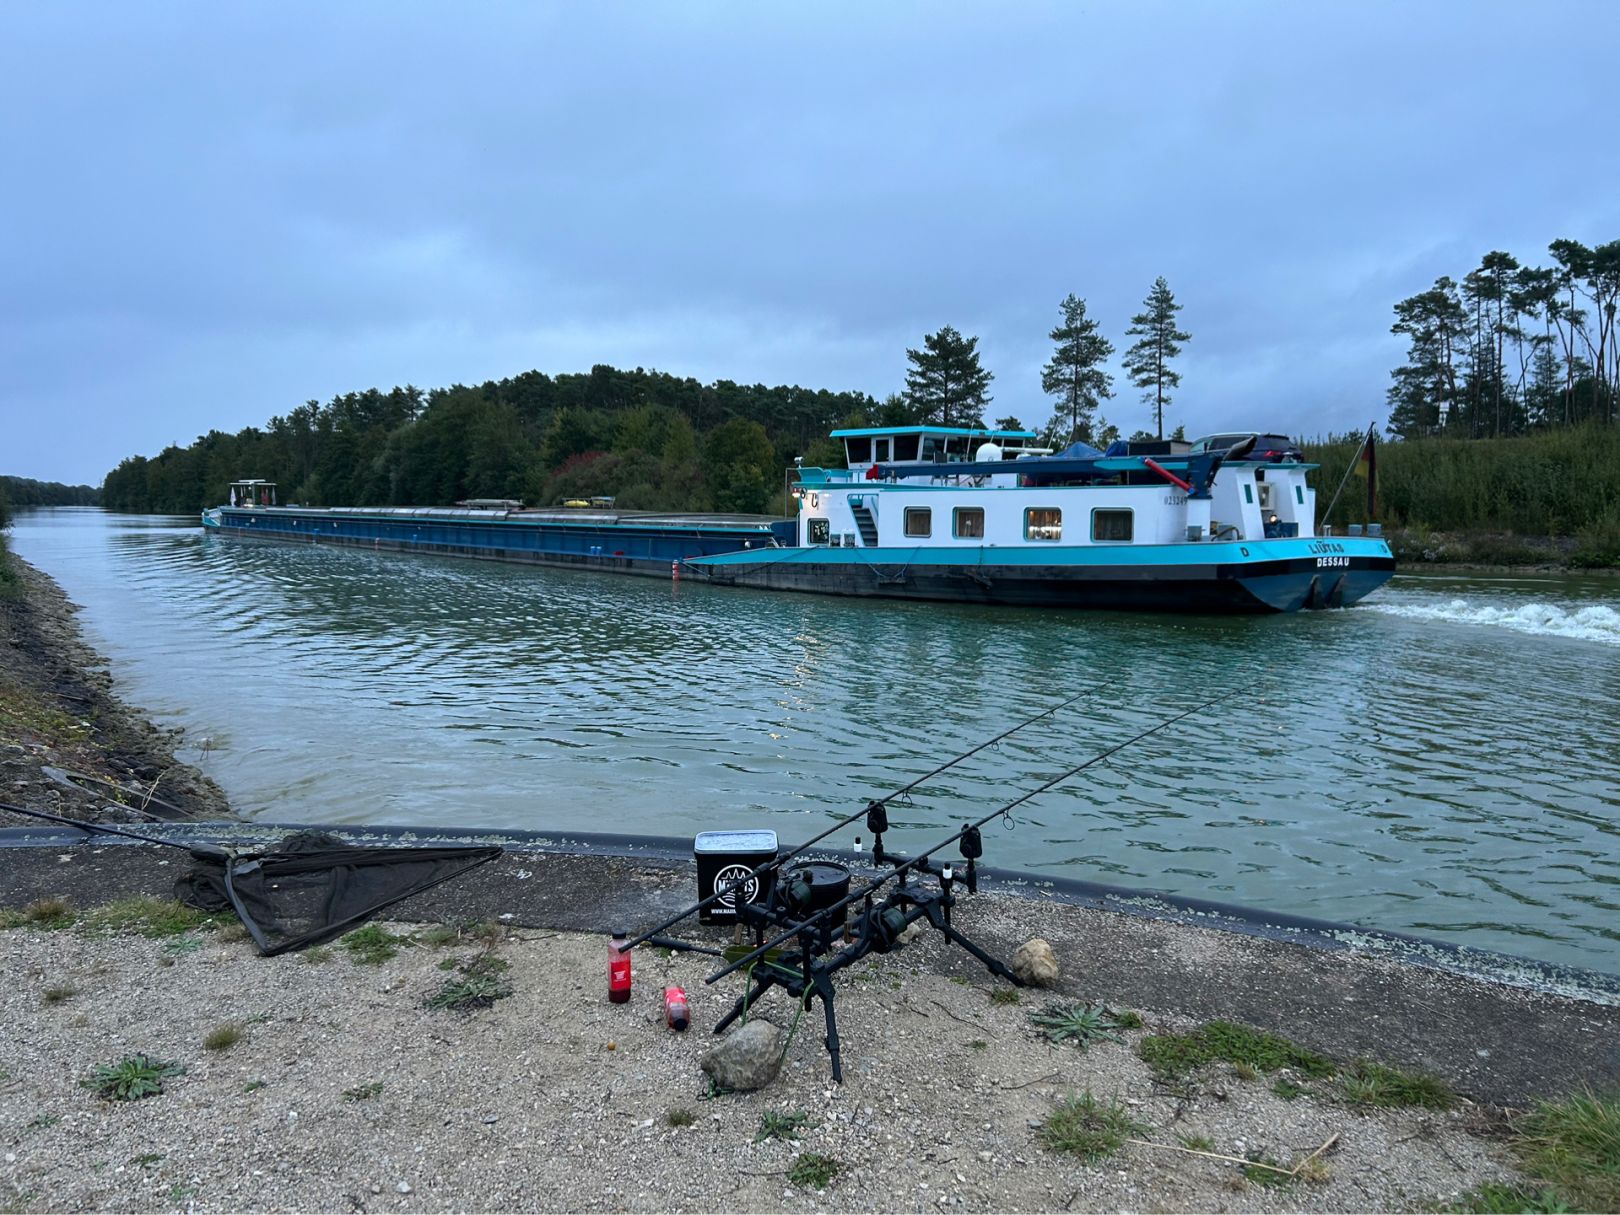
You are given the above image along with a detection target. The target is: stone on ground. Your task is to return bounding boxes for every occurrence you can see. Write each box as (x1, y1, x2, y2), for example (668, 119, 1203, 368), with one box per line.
(1012, 937, 1059, 986)
(701, 1018, 785, 1091)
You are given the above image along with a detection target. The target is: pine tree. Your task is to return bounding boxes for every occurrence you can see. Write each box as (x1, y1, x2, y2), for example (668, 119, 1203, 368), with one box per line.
(1121, 277, 1191, 440)
(903, 326, 994, 428)
(1040, 295, 1114, 444)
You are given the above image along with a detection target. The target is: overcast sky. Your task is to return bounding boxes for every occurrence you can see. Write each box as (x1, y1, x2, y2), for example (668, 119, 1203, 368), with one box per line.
(3, 1, 1616, 486)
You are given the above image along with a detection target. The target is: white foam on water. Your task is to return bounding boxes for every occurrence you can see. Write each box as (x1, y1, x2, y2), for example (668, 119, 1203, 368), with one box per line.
(1367, 597, 1620, 645)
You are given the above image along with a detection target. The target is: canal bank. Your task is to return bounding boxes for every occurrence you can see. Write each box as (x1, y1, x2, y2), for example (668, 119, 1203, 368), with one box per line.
(0, 556, 229, 828)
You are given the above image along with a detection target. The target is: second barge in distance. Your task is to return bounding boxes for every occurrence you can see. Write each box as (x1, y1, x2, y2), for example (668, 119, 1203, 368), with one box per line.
(203, 424, 1396, 613)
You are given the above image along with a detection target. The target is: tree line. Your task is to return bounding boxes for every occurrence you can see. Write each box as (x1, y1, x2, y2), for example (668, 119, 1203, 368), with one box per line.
(99, 277, 1194, 516)
(102, 368, 882, 516)
(1386, 238, 1619, 439)
(0, 476, 101, 508)
(902, 276, 1191, 446)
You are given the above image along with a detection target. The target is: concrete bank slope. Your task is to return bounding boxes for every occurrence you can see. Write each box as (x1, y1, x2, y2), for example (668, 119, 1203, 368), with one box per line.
(3, 825, 1616, 1108)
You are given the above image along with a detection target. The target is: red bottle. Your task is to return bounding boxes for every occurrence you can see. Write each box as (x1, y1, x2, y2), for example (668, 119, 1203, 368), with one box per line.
(663, 985, 690, 1031)
(608, 931, 632, 1004)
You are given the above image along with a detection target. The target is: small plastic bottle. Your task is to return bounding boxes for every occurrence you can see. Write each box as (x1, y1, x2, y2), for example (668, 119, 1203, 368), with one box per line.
(608, 931, 632, 1004)
(663, 985, 690, 1031)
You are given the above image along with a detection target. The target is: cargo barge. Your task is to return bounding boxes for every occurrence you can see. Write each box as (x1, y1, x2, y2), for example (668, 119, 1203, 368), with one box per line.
(203, 424, 1395, 612)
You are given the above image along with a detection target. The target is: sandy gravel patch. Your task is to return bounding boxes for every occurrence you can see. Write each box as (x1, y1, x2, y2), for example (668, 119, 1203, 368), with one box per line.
(1, 910, 1520, 1213)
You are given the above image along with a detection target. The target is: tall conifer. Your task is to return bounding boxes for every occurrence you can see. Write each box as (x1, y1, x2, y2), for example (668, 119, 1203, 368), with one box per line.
(1122, 278, 1191, 440)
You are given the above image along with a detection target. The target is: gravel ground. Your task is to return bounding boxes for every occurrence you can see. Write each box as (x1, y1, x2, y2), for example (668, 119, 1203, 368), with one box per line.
(1, 912, 1522, 1214)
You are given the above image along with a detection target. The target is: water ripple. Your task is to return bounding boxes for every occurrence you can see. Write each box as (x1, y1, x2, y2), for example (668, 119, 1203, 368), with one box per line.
(11, 510, 1620, 972)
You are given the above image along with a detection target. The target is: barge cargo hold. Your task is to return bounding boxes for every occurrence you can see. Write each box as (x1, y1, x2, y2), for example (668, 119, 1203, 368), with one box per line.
(202, 492, 789, 577)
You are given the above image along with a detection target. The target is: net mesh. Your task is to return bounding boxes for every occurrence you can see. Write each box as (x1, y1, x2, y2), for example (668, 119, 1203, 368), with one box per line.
(175, 831, 502, 955)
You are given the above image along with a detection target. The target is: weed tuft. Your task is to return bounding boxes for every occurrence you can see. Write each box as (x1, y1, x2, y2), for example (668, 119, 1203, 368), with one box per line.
(1515, 1091, 1620, 1213)
(82, 1055, 185, 1102)
(1272, 1077, 1309, 1101)
(341, 1081, 384, 1102)
(1242, 1153, 1293, 1188)
(787, 1152, 840, 1189)
(989, 988, 1021, 1006)
(42, 985, 76, 1005)
(1038, 1092, 1147, 1164)
(83, 898, 216, 939)
(666, 1108, 696, 1128)
(1176, 1132, 1215, 1153)
(243, 1079, 267, 1093)
(22, 898, 74, 930)
(1139, 1020, 1335, 1082)
(300, 946, 333, 965)
(425, 954, 513, 1011)
(756, 1110, 812, 1144)
(341, 923, 411, 965)
(1445, 1182, 1573, 1213)
(1339, 1059, 1455, 1109)
(203, 1023, 243, 1052)
(1027, 1002, 1133, 1049)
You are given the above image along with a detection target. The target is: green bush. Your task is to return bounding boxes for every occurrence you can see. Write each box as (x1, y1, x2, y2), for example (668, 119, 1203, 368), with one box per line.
(1304, 426, 1620, 538)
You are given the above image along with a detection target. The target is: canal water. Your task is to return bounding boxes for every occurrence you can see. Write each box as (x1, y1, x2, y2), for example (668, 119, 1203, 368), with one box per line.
(10, 508, 1620, 973)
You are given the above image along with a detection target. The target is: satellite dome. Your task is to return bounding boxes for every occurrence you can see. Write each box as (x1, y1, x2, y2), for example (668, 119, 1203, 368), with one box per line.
(974, 442, 1003, 462)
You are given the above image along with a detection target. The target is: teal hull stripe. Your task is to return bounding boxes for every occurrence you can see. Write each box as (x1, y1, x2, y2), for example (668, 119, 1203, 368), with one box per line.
(691, 537, 1392, 569)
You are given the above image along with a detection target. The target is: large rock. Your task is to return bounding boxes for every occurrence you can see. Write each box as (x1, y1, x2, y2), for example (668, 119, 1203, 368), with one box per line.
(1012, 938, 1059, 987)
(701, 1019, 785, 1091)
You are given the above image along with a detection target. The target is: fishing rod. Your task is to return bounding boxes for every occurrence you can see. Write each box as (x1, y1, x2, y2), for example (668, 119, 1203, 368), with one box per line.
(706, 688, 1238, 985)
(622, 686, 1096, 951)
(0, 801, 225, 855)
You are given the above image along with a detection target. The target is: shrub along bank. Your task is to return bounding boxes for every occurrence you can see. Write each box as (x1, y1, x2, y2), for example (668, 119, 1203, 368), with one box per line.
(1303, 426, 1620, 568)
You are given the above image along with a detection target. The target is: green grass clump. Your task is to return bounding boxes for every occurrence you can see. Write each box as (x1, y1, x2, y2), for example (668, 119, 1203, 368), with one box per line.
(1515, 1092, 1620, 1213)
(989, 988, 1021, 1006)
(299, 945, 333, 964)
(1446, 1182, 1572, 1213)
(786, 1152, 840, 1189)
(341, 923, 411, 964)
(1138, 1020, 1334, 1082)
(1272, 1077, 1309, 1101)
(82, 898, 216, 939)
(1241, 1154, 1293, 1188)
(1340, 1059, 1455, 1109)
(424, 954, 513, 1011)
(755, 1110, 811, 1143)
(666, 1108, 696, 1128)
(1038, 1092, 1147, 1164)
(203, 1023, 243, 1052)
(81, 1055, 184, 1102)
(419, 919, 503, 947)
(2, 898, 76, 930)
(341, 1081, 384, 1102)
(1028, 1003, 1134, 1049)
(42, 985, 76, 1005)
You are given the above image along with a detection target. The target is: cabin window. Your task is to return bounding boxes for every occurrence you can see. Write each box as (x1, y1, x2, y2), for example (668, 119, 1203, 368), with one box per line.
(904, 507, 932, 538)
(1243, 484, 1254, 505)
(844, 437, 872, 464)
(953, 507, 985, 539)
(875, 438, 892, 463)
(895, 435, 921, 461)
(1025, 507, 1062, 541)
(808, 518, 830, 544)
(1295, 485, 1305, 506)
(1091, 508, 1133, 542)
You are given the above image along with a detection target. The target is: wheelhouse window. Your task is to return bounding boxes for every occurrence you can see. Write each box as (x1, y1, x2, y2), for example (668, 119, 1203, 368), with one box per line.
(903, 507, 931, 538)
(808, 518, 831, 544)
(953, 506, 985, 539)
(1091, 508, 1133, 542)
(1024, 507, 1062, 541)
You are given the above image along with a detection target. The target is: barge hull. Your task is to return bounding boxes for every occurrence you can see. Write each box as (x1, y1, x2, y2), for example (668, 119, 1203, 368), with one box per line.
(686, 544, 1396, 613)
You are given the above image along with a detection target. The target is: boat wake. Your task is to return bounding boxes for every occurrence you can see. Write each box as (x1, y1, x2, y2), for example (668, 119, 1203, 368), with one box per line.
(1368, 597, 1620, 646)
